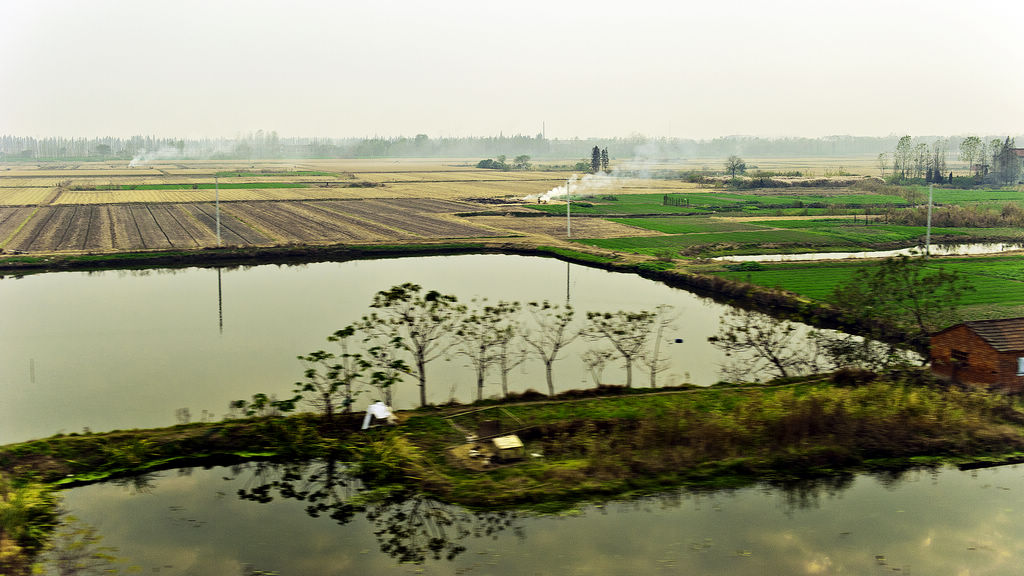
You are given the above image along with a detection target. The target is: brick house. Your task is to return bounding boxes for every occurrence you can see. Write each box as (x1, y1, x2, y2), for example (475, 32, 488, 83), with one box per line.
(930, 318, 1024, 392)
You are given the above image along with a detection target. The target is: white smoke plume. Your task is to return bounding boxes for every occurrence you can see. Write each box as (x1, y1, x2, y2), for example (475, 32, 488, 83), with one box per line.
(128, 146, 184, 167)
(524, 172, 620, 203)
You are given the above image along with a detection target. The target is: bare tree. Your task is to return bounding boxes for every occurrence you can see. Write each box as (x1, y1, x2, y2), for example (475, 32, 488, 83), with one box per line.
(487, 301, 526, 398)
(912, 142, 929, 178)
(877, 152, 889, 178)
(522, 301, 578, 396)
(455, 300, 521, 401)
(582, 310, 657, 388)
(959, 136, 981, 175)
(725, 155, 746, 178)
(581, 348, 615, 386)
(361, 283, 464, 407)
(708, 308, 811, 381)
(363, 341, 407, 406)
(894, 135, 912, 179)
(640, 304, 679, 388)
(295, 349, 358, 420)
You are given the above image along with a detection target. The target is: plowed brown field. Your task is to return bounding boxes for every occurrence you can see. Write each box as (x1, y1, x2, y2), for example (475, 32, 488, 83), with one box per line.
(1, 199, 507, 253)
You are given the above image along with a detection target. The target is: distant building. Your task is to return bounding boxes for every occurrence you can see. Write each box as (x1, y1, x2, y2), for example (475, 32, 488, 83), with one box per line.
(930, 318, 1024, 392)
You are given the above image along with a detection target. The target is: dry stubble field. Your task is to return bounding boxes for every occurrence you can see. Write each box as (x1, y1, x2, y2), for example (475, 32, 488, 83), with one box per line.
(0, 157, 880, 254)
(0, 159, 660, 253)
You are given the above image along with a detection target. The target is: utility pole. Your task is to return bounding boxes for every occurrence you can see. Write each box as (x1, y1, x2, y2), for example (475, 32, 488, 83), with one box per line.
(215, 175, 221, 246)
(925, 183, 933, 258)
(566, 178, 571, 238)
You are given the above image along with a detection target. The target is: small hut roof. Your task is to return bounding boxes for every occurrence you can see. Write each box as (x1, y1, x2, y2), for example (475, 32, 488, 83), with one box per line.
(950, 318, 1024, 352)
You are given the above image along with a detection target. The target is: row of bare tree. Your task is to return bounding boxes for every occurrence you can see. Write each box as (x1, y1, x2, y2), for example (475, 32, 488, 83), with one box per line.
(245, 283, 682, 417)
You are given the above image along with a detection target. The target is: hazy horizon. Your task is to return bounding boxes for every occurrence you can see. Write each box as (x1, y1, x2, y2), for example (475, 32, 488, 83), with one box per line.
(3, 0, 1022, 140)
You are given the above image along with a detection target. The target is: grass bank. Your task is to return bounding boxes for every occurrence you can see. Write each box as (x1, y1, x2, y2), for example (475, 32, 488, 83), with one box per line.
(5, 373, 1024, 570)
(4, 373, 1024, 500)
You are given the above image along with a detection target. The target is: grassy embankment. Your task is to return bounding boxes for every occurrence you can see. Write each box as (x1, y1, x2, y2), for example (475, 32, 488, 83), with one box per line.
(707, 256, 1024, 321)
(4, 372, 1024, 505)
(5, 371, 1024, 568)
(532, 190, 1024, 257)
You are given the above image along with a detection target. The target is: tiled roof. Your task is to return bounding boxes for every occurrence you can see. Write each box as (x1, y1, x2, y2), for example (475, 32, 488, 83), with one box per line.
(963, 317, 1024, 352)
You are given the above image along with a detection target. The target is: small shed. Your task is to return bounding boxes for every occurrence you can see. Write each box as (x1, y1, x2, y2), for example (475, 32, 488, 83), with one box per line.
(930, 318, 1024, 392)
(491, 434, 525, 462)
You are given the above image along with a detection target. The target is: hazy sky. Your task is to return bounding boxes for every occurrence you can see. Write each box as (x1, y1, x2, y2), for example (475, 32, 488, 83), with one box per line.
(2, 0, 1022, 139)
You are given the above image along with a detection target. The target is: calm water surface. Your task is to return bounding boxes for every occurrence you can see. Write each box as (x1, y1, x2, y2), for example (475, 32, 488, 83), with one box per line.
(716, 242, 1024, 262)
(55, 463, 1024, 575)
(2, 255, 771, 443)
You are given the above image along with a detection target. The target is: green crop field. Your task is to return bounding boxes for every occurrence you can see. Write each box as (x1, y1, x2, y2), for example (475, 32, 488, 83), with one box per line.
(575, 229, 846, 256)
(920, 187, 1024, 205)
(530, 190, 910, 217)
(530, 194, 712, 215)
(607, 217, 771, 234)
(712, 256, 1024, 315)
(86, 182, 308, 191)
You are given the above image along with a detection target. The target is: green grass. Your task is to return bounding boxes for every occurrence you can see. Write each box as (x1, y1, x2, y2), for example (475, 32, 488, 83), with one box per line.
(214, 170, 337, 177)
(530, 194, 711, 215)
(575, 230, 855, 257)
(92, 182, 307, 191)
(608, 217, 771, 234)
(529, 190, 911, 217)
(534, 246, 617, 263)
(920, 187, 1024, 205)
(712, 256, 1024, 310)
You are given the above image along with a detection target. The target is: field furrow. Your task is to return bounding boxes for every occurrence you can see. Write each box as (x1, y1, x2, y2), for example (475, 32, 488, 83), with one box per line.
(165, 205, 218, 247)
(187, 203, 272, 246)
(318, 200, 497, 238)
(149, 205, 198, 248)
(55, 205, 92, 251)
(223, 202, 346, 243)
(109, 205, 144, 250)
(128, 205, 173, 249)
(303, 202, 413, 241)
(0, 207, 38, 248)
(83, 206, 115, 251)
(5, 207, 55, 251)
(373, 197, 483, 213)
(16, 207, 74, 252)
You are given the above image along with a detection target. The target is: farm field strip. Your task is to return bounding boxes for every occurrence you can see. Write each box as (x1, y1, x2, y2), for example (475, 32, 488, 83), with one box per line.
(711, 257, 1024, 310)
(128, 205, 174, 249)
(148, 204, 200, 248)
(221, 202, 359, 243)
(608, 217, 773, 234)
(54, 205, 92, 251)
(466, 214, 662, 239)
(186, 204, 270, 246)
(367, 198, 481, 213)
(272, 202, 404, 242)
(380, 181, 558, 199)
(315, 200, 499, 238)
(108, 205, 145, 249)
(5, 206, 60, 251)
(0, 207, 36, 246)
(82, 206, 114, 251)
(0, 187, 55, 205)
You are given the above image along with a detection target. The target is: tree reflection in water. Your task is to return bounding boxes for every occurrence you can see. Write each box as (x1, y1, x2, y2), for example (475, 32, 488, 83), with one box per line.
(225, 459, 521, 564)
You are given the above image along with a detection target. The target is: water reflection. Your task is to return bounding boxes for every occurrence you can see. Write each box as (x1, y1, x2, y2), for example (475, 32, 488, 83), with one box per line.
(225, 459, 521, 564)
(2, 255, 757, 442)
(56, 463, 1024, 575)
(717, 242, 1024, 262)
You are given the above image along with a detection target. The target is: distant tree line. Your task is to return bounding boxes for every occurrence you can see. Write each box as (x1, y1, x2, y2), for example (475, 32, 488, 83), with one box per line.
(10, 133, 1023, 162)
(881, 135, 1021, 185)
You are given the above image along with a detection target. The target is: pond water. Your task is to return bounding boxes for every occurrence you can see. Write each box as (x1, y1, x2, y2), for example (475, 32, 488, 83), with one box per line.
(53, 462, 1024, 575)
(1, 254, 789, 443)
(717, 242, 1024, 262)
